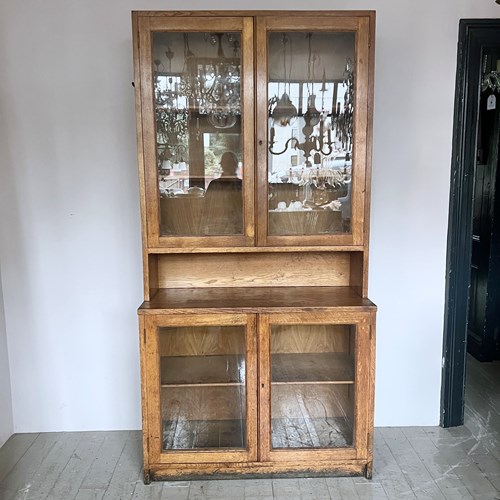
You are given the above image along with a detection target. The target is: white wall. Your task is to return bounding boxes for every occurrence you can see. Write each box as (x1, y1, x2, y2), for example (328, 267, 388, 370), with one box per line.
(0, 267, 14, 446)
(0, 0, 499, 433)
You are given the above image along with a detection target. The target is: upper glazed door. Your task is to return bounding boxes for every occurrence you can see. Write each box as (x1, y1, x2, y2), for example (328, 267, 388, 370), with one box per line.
(256, 15, 372, 246)
(137, 16, 254, 248)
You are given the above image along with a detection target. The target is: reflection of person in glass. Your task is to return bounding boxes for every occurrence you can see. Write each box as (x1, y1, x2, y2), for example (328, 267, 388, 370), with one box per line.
(204, 151, 243, 235)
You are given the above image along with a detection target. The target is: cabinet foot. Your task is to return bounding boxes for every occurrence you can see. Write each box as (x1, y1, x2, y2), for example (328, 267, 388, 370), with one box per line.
(365, 462, 373, 479)
(143, 469, 151, 484)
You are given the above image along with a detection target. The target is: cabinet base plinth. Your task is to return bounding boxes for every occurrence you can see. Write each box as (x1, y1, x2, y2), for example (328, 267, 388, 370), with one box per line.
(148, 461, 369, 481)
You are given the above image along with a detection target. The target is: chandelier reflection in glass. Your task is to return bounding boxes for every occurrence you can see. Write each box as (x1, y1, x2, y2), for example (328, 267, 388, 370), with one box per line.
(181, 33, 241, 129)
(154, 48, 189, 170)
(153, 33, 242, 170)
(268, 32, 355, 167)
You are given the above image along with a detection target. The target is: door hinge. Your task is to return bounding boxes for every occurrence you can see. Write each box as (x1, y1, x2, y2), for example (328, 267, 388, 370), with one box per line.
(143, 328, 146, 344)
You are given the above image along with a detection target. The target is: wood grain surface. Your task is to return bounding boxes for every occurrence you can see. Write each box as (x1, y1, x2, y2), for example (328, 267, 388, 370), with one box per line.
(156, 252, 350, 288)
(140, 286, 376, 314)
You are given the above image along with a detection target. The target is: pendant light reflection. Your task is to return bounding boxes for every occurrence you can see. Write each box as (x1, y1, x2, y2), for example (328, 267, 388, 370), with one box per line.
(268, 32, 355, 167)
(272, 34, 298, 127)
(272, 93, 298, 126)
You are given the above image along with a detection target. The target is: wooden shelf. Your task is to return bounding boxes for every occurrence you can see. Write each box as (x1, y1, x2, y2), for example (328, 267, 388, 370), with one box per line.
(272, 353, 354, 385)
(139, 286, 376, 314)
(161, 355, 244, 387)
(160, 352, 353, 387)
(147, 245, 365, 254)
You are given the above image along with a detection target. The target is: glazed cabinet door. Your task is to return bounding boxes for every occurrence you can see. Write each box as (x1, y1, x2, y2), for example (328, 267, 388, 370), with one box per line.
(256, 15, 373, 246)
(258, 312, 374, 464)
(142, 313, 258, 465)
(134, 15, 255, 248)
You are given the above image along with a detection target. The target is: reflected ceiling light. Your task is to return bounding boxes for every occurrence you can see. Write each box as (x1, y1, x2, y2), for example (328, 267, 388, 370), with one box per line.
(180, 33, 241, 130)
(268, 33, 354, 167)
(271, 34, 298, 127)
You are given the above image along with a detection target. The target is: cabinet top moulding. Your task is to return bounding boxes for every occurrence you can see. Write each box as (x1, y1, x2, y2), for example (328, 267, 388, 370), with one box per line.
(132, 11, 376, 19)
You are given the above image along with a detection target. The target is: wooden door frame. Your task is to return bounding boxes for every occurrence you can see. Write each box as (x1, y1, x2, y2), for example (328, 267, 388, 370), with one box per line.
(134, 13, 255, 249)
(254, 13, 375, 248)
(257, 311, 374, 464)
(441, 19, 500, 428)
(143, 312, 259, 464)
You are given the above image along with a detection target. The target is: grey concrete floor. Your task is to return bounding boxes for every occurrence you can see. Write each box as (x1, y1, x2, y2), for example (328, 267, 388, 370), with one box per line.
(0, 355, 499, 499)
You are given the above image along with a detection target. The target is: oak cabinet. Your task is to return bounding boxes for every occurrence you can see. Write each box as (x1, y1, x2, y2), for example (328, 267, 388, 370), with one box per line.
(133, 10, 376, 481)
(139, 306, 375, 480)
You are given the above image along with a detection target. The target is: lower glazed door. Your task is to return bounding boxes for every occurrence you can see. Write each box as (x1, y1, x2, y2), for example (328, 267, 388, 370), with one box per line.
(258, 311, 373, 464)
(143, 313, 258, 466)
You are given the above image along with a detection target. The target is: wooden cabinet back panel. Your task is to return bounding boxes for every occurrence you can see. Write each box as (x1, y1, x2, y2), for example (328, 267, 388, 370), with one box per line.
(156, 252, 350, 288)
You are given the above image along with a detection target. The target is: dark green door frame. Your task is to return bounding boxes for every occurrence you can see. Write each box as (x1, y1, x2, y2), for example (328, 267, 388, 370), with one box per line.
(441, 19, 500, 428)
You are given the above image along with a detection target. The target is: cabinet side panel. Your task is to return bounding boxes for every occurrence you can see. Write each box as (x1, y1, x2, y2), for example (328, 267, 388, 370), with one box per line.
(145, 316, 162, 465)
(138, 17, 161, 247)
(362, 13, 376, 278)
(157, 252, 350, 288)
(132, 13, 151, 299)
(138, 315, 150, 474)
(366, 311, 376, 475)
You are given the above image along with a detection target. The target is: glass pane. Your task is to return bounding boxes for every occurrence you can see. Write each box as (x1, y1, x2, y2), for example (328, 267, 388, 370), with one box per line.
(159, 325, 246, 450)
(267, 32, 355, 235)
(270, 324, 355, 449)
(152, 32, 243, 236)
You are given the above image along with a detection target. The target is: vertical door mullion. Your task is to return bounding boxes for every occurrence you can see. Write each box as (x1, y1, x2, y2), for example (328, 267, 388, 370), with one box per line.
(246, 313, 259, 461)
(258, 314, 271, 461)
